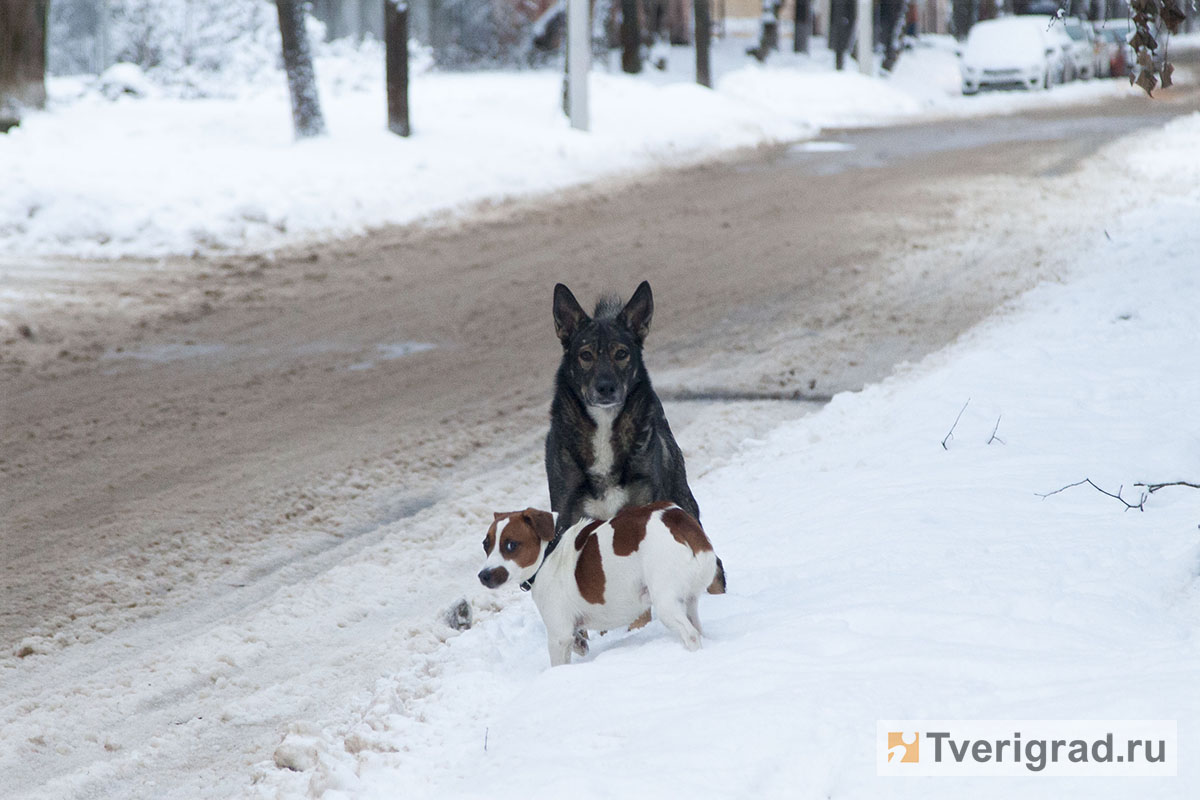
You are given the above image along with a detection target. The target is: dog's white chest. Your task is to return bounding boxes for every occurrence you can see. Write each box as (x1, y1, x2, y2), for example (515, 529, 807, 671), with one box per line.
(588, 406, 618, 480)
(584, 407, 627, 518)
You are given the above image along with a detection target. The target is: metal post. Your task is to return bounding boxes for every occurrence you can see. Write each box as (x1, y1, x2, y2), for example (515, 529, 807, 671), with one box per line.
(567, 0, 590, 131)
(97, 0, 110, 73)
(856, 0, 873, 75)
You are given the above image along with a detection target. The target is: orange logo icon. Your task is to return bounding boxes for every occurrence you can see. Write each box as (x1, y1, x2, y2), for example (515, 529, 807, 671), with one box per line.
(887, 732, 919, 763)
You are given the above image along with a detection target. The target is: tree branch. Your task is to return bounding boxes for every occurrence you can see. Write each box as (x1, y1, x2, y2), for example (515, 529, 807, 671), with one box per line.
(1133, 481, 1200, 494)
(941, 398, 969, 451)
(1036, 478, 1147, 512)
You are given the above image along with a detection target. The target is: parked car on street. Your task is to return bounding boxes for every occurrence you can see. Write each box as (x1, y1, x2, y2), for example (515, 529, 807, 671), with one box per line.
(959, 16, 1067, 94)
(1061, 17, 1099, 79)
(1097, 20, 1136, 77)
(1094, 26, 1126, 76)
(1041, 18, 1079, 81)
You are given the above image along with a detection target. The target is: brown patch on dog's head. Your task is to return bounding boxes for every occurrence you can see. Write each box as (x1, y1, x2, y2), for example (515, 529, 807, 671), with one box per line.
(661, 507, 713, 554)
(520, 508, 556, 543)
(608, 501, 670, 556)
(574, 519, 604, 551)
(574, 534, 606, 604)
(485, 508, 555, 569)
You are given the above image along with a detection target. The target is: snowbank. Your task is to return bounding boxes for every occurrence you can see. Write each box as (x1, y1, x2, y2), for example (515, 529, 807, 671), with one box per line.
(251, 114, 1200, 799)
(0, 38, 1145, 260)
(0, 67, 806, 260)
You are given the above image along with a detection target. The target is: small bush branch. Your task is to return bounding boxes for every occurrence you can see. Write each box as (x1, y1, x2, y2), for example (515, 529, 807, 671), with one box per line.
(987, 415, 1004, 446)
(941, 398, 970, 450)
(1037, 478, 1147, 512)
(1134, 481, 1200, 494)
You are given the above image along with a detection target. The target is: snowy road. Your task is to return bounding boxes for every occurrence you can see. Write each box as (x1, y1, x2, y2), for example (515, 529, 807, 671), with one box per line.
(2, 85, 1199, 799)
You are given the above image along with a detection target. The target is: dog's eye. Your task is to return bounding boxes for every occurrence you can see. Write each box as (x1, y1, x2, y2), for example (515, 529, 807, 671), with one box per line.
(578, 350, 594, 364)
(613, 348, 629, 361)
(482, 539, 489, 553)
(503, 540, 519, 554)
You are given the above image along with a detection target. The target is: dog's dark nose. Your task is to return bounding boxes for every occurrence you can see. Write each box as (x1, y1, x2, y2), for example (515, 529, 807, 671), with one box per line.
(594, 378, 617, 401)
(478, 567, 509, 589)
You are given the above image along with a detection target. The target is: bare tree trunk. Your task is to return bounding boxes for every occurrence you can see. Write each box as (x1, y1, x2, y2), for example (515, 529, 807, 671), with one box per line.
(830, 0, 855, 70)
(793, 0, 810, 53)
(667, 0, 690, 44)
(275, 0, 327, 138)
(621, 0, 641, 73)
(694, 0, 711, 86)
(0, 0, 49, 131)
(880, 0, 907, 71)
(747, 0, 781, 61)
(385, 0, 410, 136)
(951, 0, 976, 39)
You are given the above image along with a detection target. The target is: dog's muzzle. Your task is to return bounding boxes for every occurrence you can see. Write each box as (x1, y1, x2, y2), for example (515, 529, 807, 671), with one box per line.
(478, 566, 509, 589)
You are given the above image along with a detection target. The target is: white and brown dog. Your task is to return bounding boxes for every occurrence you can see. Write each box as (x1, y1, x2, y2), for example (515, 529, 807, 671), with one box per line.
(477, 502, 726, 666)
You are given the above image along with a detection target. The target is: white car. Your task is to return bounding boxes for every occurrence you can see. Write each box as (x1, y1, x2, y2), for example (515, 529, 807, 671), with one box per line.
(1061, 17, 1098, 79)
(960, 17, 1066, 94)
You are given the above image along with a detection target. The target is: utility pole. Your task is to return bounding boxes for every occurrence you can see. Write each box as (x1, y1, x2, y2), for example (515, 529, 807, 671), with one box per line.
(856, 0, 873, 76)
(566, 0, 590, 130)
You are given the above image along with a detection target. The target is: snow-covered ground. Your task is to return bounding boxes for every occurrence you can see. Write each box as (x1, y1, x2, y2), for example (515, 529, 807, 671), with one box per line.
(4, 25, 1200, 800)
(7, 107, 1192, 799)
(242, 112, 1199, 800)
(0, 34, 1155, 261)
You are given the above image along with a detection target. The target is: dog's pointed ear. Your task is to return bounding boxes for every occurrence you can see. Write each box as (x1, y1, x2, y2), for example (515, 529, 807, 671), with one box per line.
(553, 284, 588, 346)
(619, 281, 653, 345)
(522, 508, 557, 541)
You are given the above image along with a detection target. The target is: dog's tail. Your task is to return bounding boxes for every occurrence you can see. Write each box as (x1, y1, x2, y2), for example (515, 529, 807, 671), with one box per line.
(707, 556, 727, 595)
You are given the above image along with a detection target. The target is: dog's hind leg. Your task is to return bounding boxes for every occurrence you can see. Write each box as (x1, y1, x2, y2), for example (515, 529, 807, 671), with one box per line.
(654, 596, 702, 652)
(572, 628, 589, 656)
(685, 595, 703, 636)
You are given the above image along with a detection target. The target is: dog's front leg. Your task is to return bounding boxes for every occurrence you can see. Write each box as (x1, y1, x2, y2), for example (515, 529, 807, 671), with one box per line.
(547, 632, 575, 667)
(555, 485, 589, 536)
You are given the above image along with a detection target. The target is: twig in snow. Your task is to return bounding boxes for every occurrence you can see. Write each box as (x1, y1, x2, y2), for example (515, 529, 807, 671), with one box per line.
(986, 415, 1004, 445)
(941, 398, 970, 450)
(1133, 481, 1200, 494)
(1036, 478, 1147, 512)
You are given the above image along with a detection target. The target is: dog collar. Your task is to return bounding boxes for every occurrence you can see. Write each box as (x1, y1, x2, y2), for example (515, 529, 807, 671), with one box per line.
(520, 530, 563, 591)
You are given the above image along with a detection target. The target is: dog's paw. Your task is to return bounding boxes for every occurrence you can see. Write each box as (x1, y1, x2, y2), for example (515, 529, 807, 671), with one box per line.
(443, 598, 472, 631)
(572, 629, 589, 656)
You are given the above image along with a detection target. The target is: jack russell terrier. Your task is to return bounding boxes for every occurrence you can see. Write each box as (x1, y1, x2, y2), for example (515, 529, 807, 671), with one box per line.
(477, 502, 726, 666)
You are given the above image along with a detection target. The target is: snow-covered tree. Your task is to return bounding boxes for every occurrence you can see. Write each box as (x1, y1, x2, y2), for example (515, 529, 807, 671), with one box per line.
(275, 0, 326, 138)
(49, 0, 284, 97)
(0, 0, 49, 131)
